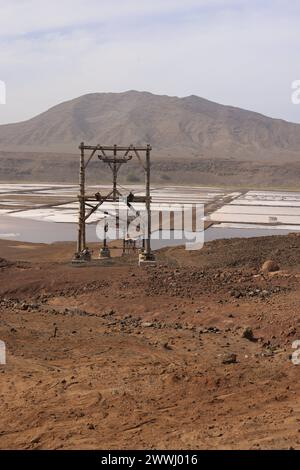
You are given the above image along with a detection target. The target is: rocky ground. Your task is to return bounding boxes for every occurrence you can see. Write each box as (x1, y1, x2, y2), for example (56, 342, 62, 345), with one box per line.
(1, 234, 300, 449)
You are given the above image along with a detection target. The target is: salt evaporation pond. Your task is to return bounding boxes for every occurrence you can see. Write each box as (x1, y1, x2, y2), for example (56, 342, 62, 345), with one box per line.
(1, 184, 300, 248)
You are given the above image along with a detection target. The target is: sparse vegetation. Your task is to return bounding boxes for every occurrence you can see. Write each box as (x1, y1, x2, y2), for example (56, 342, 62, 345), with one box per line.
(126, 172, 141, 183)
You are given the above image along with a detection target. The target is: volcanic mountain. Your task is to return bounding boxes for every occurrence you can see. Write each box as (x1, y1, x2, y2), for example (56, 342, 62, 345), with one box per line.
(1, 91, 300, 186)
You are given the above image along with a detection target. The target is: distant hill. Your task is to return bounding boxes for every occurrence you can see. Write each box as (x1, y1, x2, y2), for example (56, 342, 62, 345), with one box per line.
(1, 91, 300, 186)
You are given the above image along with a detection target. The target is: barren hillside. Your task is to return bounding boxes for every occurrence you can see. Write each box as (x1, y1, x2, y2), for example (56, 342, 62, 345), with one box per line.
(1, 91, 300, 185)
(1, 234, 300, 449)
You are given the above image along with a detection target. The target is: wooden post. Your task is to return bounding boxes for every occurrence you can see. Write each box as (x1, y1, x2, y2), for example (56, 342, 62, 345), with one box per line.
(78, 142, 86, 253)
(145, 144, 151, 258)
(113, 144, 117, 201)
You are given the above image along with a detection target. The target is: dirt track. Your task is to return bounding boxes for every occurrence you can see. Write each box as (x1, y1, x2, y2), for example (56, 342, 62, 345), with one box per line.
(1, 235, 300, 449)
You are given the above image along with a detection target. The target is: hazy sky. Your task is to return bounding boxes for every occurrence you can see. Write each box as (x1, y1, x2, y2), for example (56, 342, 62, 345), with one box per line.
(0, 0, 300, 124)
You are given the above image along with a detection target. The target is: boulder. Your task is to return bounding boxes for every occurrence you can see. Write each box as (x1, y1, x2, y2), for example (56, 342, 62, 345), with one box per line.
(261, 260, 280, 273)
(222, 353, 237, 364)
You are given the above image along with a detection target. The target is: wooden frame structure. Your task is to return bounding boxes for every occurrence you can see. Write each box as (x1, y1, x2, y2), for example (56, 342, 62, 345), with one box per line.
(75, 142, 154, 262)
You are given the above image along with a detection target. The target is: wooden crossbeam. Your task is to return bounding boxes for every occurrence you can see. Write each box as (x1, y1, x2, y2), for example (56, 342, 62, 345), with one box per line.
(79, 144, 152, 151)
(82, 195, 149, 203)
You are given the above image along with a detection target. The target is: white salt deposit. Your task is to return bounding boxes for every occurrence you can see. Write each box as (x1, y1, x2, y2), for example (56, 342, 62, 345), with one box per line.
(214, 205, 300, 216)
(213, 223, 300, 231)
(212, 213, 300, 224)
(4, 184, 298, 230)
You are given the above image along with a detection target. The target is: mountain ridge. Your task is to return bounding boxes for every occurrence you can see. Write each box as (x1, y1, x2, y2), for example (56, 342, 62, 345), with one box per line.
(1, 90, 300, 186)
(1, 90, 300, 160)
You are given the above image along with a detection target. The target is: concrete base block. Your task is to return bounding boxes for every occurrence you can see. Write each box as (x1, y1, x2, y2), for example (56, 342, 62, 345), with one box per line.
(99, 247, 111, 258)
(138, 253, 156, 267)
(71, 258, 90, 266)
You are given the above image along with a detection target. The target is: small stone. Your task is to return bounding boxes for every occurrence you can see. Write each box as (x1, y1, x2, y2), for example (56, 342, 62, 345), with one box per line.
(242, 327, 255, 341)
(222, 353, 237, 364)
(141, 322, 153, 328)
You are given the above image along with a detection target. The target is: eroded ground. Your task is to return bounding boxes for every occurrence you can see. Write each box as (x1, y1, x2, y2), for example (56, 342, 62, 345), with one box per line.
(1, 235, 300, 449)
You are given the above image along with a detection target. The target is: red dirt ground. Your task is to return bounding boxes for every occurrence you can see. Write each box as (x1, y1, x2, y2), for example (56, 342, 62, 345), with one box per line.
(1, 234, 300, 449)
